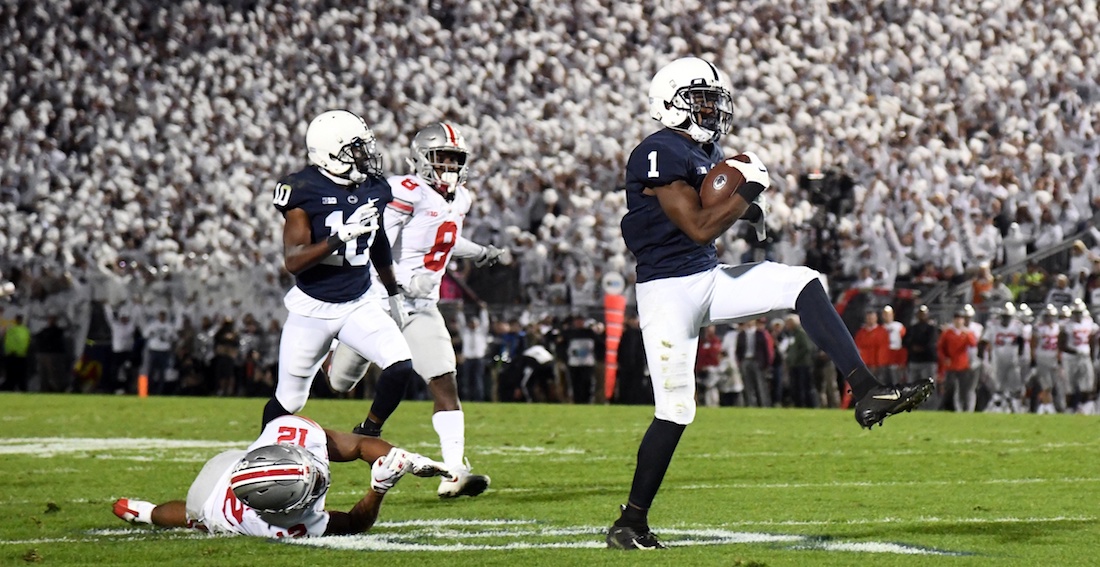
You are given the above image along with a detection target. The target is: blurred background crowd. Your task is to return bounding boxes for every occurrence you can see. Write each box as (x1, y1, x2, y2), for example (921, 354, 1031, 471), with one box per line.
(2, 1, 1100, 412)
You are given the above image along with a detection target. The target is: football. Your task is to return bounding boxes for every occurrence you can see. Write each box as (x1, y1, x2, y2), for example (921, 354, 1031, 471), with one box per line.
(699, 154, 751, 208)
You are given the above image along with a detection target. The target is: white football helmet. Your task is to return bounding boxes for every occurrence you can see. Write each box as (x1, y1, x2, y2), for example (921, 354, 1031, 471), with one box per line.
(648, 57, 733, 143)
(230, 444, 329, 513)
(306, 109, 383, 183)
(407, 122, 469, 201)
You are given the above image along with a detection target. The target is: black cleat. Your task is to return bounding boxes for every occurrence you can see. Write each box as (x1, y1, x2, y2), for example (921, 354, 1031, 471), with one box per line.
(607, 525, 666, 550)
(854, 377, 933, 429)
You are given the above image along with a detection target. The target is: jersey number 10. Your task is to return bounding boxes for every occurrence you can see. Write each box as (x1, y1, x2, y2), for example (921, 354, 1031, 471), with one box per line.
(322, 210, 373, 266)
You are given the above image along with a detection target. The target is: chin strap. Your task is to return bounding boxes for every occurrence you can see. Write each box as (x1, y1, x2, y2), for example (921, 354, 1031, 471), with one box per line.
(685, 123, 718, 143)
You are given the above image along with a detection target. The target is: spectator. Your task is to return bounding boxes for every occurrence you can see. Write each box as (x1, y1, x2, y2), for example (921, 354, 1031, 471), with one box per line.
(695, 326, 723, 408)
(783, 315, 817, 408)
(1045, 274, 1076, 309)
(143, 309, 176, 395)
(557, 315, 601, 405)
(1, 314, 30, 391)
(853, 310, 888, 390)
(211, 317, 239, 397)
(614, 312, 651, 406)
(33, 314, 70, 392)
(103, 303, 138, 394)
(880, 306, 907, 386)
(904, 306, 939, 389)
(457, 303, 491, 402)
(938, 310, 978, 412)
(718, 326, 744, 407)
(735, 320, 772, 408)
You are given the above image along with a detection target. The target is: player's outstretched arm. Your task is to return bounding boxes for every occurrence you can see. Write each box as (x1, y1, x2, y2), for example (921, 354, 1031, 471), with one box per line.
(113, 498, 189, 529)
(653, 180, 752, 244)
(324, 490, 385, 535)
(325, 428, 395, 463)
(322, 433, 398, 535)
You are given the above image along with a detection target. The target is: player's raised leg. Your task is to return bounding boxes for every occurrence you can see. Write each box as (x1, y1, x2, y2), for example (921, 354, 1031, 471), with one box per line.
(708, 262, 932, 428)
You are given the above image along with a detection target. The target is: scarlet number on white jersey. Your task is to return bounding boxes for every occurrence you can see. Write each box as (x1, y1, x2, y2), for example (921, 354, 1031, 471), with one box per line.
(275, 426, 309, 446)
(424, 221, 458, 271)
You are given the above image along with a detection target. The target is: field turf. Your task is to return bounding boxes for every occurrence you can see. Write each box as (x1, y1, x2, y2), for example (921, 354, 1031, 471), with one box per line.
(2, 393, 1098, 566)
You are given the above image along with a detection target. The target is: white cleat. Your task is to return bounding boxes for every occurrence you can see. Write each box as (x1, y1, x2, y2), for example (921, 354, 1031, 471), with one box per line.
(437, 463, 490, 499)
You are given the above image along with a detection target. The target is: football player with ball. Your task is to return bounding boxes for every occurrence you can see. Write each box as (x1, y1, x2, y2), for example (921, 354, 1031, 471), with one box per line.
(608, 56, 933, 550)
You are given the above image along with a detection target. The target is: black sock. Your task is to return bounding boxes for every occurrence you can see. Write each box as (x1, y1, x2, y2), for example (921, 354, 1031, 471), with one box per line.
(794, 279, 879, 398)
(624, 418, 686, 515)
(261, 398, 291, 431)
(614, 503, 649, 529)
(367, 360, 417, 424)
(355, 417, 383, 437)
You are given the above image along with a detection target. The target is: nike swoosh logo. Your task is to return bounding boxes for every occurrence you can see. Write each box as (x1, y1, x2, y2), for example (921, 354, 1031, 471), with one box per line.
(872, 392, 900, 401)
(757, 166, 767, 172)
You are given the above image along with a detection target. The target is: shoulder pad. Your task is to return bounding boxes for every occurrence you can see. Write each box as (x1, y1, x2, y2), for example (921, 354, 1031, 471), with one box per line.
(387, 174, 427, 207)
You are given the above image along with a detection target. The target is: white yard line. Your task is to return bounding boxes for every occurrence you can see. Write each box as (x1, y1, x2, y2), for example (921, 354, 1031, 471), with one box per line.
(3, 516, 1090, 556)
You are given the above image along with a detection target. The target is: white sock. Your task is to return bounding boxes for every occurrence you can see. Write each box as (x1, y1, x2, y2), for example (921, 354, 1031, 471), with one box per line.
(432, 410, 466, 470)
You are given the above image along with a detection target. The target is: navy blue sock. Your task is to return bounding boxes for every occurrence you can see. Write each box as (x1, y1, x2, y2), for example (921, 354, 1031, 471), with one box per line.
(794, 279, 879, 398)
(367, 360, 417, 424)
(622, 418, 686, 517)
(261, 398, 291, 431)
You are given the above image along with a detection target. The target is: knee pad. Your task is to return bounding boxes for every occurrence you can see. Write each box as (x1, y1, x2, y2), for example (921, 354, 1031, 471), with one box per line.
(328, 342, 372, 393)
(653, 380, 697, 425)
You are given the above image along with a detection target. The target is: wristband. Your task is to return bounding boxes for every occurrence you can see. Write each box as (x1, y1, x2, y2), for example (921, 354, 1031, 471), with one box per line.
(326, 234, 343, 249)
(734, 182, 765, 204)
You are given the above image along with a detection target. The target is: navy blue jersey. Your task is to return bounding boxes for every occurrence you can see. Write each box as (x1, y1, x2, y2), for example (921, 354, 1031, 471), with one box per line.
(272, 166, 393, 303)
(621, 128, 723, 283)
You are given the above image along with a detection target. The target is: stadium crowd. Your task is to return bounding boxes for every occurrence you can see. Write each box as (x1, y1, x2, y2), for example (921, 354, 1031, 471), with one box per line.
(2, 1, 1100, 412)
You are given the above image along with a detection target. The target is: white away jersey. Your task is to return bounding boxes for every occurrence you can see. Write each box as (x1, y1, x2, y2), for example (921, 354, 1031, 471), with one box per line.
(1033, 322, 1062, 363)
(1065, 318, 1098, 356)
(196, 415, 330, 538)
(981, 319, 1024, 360)
(373, 174, 472, 306)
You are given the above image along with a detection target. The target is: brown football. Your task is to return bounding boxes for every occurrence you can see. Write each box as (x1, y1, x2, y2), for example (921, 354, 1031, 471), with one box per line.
(699, 154, 750, 208)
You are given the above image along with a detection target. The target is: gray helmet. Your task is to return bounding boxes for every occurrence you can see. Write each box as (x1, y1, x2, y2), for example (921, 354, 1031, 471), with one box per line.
(230, 444, 329, 513)
(406, 122, 469, 200)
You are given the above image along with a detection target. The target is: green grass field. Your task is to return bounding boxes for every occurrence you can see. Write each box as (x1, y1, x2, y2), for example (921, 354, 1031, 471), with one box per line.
(2, 393, 1099, 566)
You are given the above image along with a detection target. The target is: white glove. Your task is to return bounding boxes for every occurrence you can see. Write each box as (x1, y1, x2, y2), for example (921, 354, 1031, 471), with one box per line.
(407, 452, 454, 480)
(750, 194, 768, 241)
(336, 200, 379, 242)
(387, 293, 407, 328)
(402, 274, 436, 298)
(726, 151, 770, 191)
(474, 245, 504, 268)
(370, 447, 409, 495)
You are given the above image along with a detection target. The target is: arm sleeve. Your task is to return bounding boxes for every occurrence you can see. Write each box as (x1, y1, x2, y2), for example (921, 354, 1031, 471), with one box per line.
(369, 222, 394, 269)
(453, 236, 486, 259)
